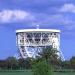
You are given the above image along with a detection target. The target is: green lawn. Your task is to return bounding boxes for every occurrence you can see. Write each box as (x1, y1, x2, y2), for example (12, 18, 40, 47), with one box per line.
(54, 72, 75, 75)
(0, 71, 33, 75)
(0, 71, 75, 75)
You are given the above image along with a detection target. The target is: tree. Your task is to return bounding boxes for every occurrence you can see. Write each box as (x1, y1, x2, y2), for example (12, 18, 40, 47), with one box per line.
(0, 60, 7, 70)
(61, 60, 71, 69)
(37, 46, 62, 69)
(18, 57, 32, 69)
(32, 60, 53, 75)
(70, 56, 75, 69)
(6, 57, 19, 70)
(18, 58, 26, 69)
(25, 57, 32, 69)
(39, 46, 59, 62)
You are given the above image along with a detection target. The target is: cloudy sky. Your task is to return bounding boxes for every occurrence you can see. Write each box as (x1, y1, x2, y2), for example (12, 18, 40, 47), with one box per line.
(0, 0, 75, 60)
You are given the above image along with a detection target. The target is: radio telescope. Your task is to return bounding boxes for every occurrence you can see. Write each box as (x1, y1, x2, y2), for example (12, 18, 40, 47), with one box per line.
(16, 28, 64, 60)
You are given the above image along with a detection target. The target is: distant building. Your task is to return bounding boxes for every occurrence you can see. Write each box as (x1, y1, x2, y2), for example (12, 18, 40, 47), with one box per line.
(16, 28, 63, 59)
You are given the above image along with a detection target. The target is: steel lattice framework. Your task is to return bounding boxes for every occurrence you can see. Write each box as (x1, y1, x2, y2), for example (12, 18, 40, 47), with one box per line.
(16, 29, 64, 59)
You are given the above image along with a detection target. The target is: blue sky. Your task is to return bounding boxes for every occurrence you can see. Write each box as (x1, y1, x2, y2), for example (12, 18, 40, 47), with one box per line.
(0, 0, 75, 60)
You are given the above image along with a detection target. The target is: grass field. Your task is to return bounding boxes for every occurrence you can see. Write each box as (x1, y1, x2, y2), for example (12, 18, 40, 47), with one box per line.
(0, 71, 75, 75)
(54, 72, 75, 75)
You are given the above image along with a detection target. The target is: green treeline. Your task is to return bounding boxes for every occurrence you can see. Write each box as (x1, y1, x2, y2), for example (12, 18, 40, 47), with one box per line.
(0, 57, 32, 70)
(0, 46, 75, 70)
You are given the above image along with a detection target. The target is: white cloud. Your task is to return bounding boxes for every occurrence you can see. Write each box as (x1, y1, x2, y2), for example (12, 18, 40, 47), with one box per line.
(50, 14, 75, 29)
(51, 14, 75, 30)
(36, 14, 75, 30)
(0, 9, 74, 30)
(0, 10, 35, 23)
(59, 4, 75, 13)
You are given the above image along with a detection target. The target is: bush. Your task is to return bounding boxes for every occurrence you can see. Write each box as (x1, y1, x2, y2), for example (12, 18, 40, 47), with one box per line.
(32, 60, 53, 75)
